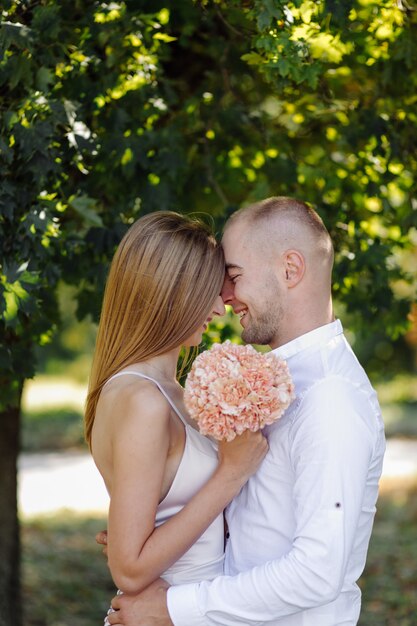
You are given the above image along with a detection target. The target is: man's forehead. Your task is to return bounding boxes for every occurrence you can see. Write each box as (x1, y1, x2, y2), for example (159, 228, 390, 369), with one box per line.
(222, 216, 248, 242)
(223, 228, 262, 271)
(222, 221, 248, 253)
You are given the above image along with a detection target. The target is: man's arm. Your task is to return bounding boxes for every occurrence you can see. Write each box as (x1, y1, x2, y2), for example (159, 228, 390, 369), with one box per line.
(166, 377, 379, 626)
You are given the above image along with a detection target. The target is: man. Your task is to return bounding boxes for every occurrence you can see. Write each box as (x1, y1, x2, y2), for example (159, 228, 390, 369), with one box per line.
(104, 196, 385, 626)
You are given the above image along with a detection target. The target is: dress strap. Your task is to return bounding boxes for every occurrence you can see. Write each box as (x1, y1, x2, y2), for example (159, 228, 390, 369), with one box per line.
(105, 371, 188, 425)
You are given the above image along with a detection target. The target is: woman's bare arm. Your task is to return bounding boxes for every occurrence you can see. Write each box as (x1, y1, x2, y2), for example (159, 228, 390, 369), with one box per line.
(104, 384, 267, 595)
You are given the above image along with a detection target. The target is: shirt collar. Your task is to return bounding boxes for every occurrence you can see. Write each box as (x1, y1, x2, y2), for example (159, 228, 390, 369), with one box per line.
(271, 319, 343, 361)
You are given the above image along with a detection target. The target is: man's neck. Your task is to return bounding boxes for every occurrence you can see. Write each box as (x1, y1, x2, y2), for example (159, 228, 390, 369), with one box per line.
(270, 305, 335, 350)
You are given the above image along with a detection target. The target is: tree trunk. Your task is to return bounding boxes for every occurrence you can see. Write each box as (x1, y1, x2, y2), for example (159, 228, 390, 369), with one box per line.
(0, 390, 22, 626)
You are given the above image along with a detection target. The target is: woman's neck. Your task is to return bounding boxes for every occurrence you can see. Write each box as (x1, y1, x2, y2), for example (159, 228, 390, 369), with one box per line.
(136, 348, 180, 383)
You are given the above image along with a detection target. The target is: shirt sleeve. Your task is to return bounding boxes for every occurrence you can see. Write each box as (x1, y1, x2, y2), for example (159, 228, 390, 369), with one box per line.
(167, 376, 378, 626)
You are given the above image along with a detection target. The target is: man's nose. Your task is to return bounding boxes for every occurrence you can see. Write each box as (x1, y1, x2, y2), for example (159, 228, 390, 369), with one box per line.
(221, 277, 234, 305)
(213, 295, 226, 317)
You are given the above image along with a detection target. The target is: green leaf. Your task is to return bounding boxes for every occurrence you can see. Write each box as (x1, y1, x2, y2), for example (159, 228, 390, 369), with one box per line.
(277, 57, 290, 77)
(153, 33, 177, 43)
(0, 21, 33, 51)
(8, 55, 33, 90)
(69, 195, 103, 228)
(241, 52, 265, 66)
(2, 261, 28, 285)
(36, 67, 54, 92)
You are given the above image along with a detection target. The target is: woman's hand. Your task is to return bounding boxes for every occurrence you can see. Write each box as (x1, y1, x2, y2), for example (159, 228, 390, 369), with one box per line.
(217, 430, 268, 487)
(96, 529, 108, 556)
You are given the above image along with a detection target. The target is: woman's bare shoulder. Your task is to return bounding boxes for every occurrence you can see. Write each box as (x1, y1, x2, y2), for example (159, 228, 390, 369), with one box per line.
(99, 374, 172, 426)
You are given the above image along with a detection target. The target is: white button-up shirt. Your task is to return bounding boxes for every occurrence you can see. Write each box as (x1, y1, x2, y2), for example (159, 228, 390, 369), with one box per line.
(167, 320, 385, 625)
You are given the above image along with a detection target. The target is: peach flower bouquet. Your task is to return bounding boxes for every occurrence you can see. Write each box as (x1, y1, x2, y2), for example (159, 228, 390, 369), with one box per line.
(184, 340, 295, 442)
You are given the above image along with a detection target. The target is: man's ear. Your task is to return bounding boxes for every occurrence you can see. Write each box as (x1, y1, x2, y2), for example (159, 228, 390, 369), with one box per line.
(283, 249, 305, 287)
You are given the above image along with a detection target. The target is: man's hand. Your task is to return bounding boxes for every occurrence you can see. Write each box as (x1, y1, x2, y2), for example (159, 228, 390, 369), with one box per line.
(106, 579, 172, 626)
(96, 529, 108, 556)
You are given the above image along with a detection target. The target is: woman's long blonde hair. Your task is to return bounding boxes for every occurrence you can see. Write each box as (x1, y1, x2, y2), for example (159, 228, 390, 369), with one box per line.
(85, 211, 225, 449)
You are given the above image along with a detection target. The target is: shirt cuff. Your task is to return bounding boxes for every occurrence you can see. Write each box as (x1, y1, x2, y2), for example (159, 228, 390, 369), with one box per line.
(167, 583, 206, 626)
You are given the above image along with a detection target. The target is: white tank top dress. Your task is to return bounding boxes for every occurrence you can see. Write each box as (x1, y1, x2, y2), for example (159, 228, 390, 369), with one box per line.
(104, 371, 225, 585)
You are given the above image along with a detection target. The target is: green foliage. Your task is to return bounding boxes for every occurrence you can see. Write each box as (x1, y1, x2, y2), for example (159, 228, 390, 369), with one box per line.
(220, 0, 417, 339)
(0, 0, 416, 414)
(33, 283, 96, 382)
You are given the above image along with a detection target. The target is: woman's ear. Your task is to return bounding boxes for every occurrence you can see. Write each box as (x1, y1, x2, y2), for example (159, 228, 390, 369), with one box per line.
(283, 249, 305, 287)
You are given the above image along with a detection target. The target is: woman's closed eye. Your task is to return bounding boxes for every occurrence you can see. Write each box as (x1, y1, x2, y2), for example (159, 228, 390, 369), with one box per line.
(229, 274, 241, 284)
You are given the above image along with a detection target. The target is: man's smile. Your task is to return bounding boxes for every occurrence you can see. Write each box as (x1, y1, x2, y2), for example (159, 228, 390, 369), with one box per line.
(234, 307, 249, 325)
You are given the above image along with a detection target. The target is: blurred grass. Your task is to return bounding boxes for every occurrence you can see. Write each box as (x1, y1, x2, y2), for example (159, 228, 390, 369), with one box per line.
(382, 402, 417, 439)
(358, 482, 417, 625)
(22, 513, 114, 626)
(22, 408, 85, 451)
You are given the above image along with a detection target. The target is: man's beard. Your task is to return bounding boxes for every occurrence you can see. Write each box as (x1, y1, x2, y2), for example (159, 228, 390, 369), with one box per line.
(241, 301, 283, 346)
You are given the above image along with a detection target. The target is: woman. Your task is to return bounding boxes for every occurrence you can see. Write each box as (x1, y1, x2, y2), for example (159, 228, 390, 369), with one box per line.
(85, 212, 267, 603)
